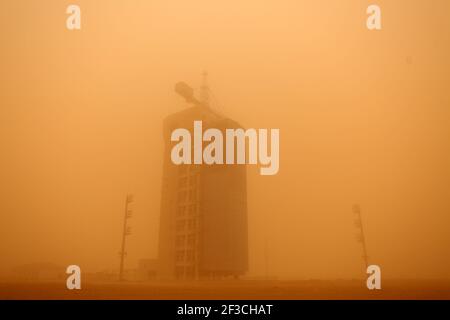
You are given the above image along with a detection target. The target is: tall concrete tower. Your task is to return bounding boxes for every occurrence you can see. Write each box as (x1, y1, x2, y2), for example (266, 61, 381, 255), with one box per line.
(157, 82, 248, 280)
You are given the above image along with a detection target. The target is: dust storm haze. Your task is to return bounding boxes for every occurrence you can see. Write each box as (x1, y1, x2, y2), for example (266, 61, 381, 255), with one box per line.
(1, 0, 450, 285)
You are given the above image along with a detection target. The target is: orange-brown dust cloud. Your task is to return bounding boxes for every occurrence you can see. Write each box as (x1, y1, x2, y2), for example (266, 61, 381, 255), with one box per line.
(0, 0, 449, 299)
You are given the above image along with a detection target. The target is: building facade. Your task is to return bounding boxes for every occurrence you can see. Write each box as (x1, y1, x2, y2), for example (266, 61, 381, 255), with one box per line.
(158, 106, 248, 280)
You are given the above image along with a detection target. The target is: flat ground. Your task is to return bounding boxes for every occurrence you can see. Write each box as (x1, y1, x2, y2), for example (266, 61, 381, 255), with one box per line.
(1, 279, 449, 300)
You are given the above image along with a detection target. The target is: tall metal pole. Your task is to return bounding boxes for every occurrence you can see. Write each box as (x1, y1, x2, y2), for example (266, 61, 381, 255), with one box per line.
(119, 194, 133, 281)
(353, 204, 369, 270)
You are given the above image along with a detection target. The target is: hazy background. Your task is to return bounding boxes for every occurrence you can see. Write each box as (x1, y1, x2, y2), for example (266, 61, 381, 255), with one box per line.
(0, 0, 449, 280)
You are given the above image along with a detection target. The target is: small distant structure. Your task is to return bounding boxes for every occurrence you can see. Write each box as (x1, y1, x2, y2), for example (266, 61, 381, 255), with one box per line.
(137, 259, 158, 281)
(85, 269, 118, 282)
(12, 263, 64, 282)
